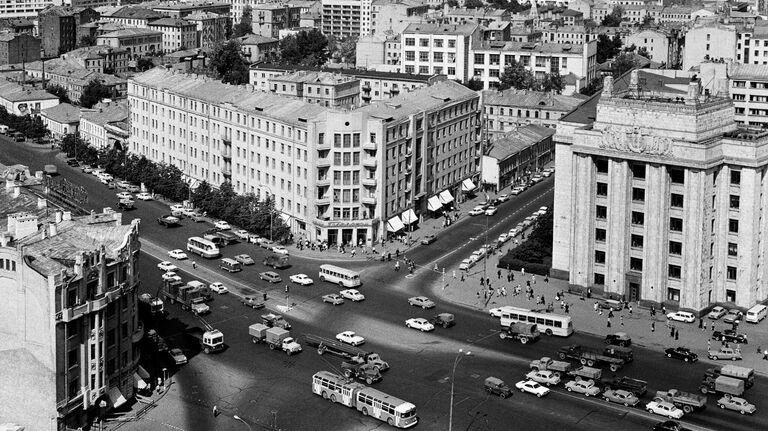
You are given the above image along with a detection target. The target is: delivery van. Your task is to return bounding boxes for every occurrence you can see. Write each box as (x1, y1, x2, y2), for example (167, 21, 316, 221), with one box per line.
(745, 304, 767, 323)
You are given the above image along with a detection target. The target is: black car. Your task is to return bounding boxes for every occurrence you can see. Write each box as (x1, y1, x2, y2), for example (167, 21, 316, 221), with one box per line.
(664, 347, 698, 363)
(653, 420, 692, 431)
(711, 329, 748, 344)
(66, 159, 79, 167)
(604, 332, 632, 347)
(429, 313, 455, 328)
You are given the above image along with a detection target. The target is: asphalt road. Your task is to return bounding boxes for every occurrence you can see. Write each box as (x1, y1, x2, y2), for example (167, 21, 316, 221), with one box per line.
(2, 140, 764, 431)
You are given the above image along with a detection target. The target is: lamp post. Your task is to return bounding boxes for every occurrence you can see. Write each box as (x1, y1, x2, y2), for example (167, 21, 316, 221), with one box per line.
(233, 415, 254, 431)
(448, 349, 472, 431)
(258, 183, 275, 242)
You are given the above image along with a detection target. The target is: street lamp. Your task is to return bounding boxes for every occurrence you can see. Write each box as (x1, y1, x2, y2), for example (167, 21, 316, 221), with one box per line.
(258, 183, 275, 242)
(233, 415, 253, 431)
(448, 348, 472, 431)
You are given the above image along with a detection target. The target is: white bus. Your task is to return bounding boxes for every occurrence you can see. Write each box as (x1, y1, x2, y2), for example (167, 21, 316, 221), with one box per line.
(312, 371, 365, 407)
(318, 264, 361, 287)
(186, 236, 220, 258)
(499, 306, 573, 337)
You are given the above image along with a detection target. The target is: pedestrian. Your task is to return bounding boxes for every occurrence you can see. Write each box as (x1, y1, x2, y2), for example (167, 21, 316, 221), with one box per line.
(497, 288, 502, 297)
(587, 287, 592, 298)
(285, 284, 289, 293)
(395, 261, 400, 271)
(594, 302, 599, 313)
(486, 277, 490, 286)
(670, 326, 675, 337)
(661, 305, 666, 315)
(629, 305, 633, 316)
(651, 322, 655, 332)
(497, 270, 501, 279)
(545, 275, 549, 283)
(698, 319, 703, 329)
(521, 267, 525, 276)
(757, 345, 762, 355)
(532, 275, 536, 284)
(599, 308, 603, 316)
(620, 316, 624, 326)
(511, 273, 515, 281)
(674, 329, 679, 340)
(351, 249, 356, 257)
(192, 261, 196, 269)
(526, 280, 531, 288)
(564, 304, 570, 313)
(476, 291, 480, 300)
(453, 270, 457, 279)
(434, 263, 439, 271)
(480, 278, 485, 287)
(708, 340, 711, 350)
(607, 318, 611, 328)
(502, 287, 507, 296)
(483, 290, 488, 299)
(461, 273, 465, 282)
(608, 309, 614, 319)
(507, 274, 511, 283)
(764, 350, 768, 360)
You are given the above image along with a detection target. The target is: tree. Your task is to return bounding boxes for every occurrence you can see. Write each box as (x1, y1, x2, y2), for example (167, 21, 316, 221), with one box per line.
(612, 52, 640, 78)
(61, 134, 98, 164)
(80, 79, 112, 108)
(579, 77, 603, 96)
(445, 0, 459, 7)
(209, 40, 250, 85)
(596, 34, 622, 64)
(279, 29, 329, 67)
(78, 34, 96, 48)
(636, 46, 650, 59)
(601, 6, 624, 27)
(234, 5, 253, 38)
(499, 59, 535, 91)
(46, 84, 70, 104)
(464, 0, 484, 8)
(583, 19, 598, 30)
(541, 73, 564, 93)
(641, 15, 654, 29)
(336, 36, 357, 64)
(136, 57, 155, 72)
(462, 78, 484, 90)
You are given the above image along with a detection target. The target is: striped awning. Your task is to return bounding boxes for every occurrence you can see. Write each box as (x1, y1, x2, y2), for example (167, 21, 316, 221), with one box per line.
(427, 196, 442, 211)
(462, 178, 476, 192)
(439, 190, 454, 204)
(401, 208, 417, 224)
(387, 216, 405, 232)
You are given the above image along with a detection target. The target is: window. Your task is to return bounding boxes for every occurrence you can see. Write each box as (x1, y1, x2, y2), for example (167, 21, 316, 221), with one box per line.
(727, 266, 737, 280)
(631, 211, 644, 225)
(631, 163, 646, 179)
(630, 257, 643, 271)
(730, 194, 740, 209)
(670, 193, 684, 208)
(668, 264, 681, 279)
(419, 66, 429, 74)
(68, 349, 78, 369)
(594, 273, 605, 285)
(631, 234, 643, 249)
(667, 288, 680, 301)
(670, 217, 683, 231)
(595, 250, 606, 264)
(434, 39, 443, 47)
(728, 242, 738, 256)
(448, 39, 456, 48)
(632, 187, 645, 202)
(405, 51, 415, 61)
(419, 52, 428, 61)
(669, 241, 682, 255)
(433, 52, 443, 62)
(731, 169, 741, 185)
(596, 205, 607, 219)
(596, 182, 608, 196)
(595, 228, 606, 242)
(474, 53, 485, 64)
(595, 158, 608, 173)
(729, 218, 739, 233)
(405, 37, 414, 46)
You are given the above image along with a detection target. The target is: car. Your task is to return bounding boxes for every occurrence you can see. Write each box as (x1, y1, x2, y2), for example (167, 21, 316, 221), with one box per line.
(469, 206, 485, 216)
(213, 220, 231, 230)
(241, 295, 265, 309)
(723, 309, 743, 324)
(259, 271, 282, 283)
(162, 271, 182, 282)
(497, 193, 510, 202)
(91, 168, 103, 177)
(458, 259, 474, 271)
(405, 317, 435, 331)
(116, 180, 131, 189)
(136, 192, 153, 201)
(289, 274, 314, 285)
(708, 347, 743, 361)
(188, 212, 205, 222)
(536, 206, 549, 216)
(471, 248, 487, 260)
(525, 370, 561, 386)
(336, 331, 365, 346)
(605, 332, 632, 347)
(322, 293, 345, 305)
(408, 296, 436, 309)
(707, 306, 727, 320)
(666, 311, 696, 323)
(233, 229, 250, 240)
(168, 348, 188, 365)
(66, 159, 80, 167)
(126, 184, 141, 193)
(489, 307, 504, 318)
(81, 165, 94, 173)
(168, 249, 188, 260)
(117, 198, 134, 210)
(603, 389, 640, 406)
(157, 215, 180, 227)
(180, 207, 197, 217)
(510, 187, 524, 196)
(272, 245, 289, 255)
(234, 254, 255, 265)
(248, 234, 261, 244)
(522, 216, 536, 227)
(514, 380, 550, 397)
(711, 329, 748, 344)
(485, 206, 498, 216)
(99, 174, 113, 184)
(652, 420, 692, 431)
(717, 396, 756, 415)
(116, 191, 133, 200)
(564, 379, 601, 397)
(484, 377, 513, 398)
(421, 234, 437, 245)
(259, 239, 276, 249)
(497, 233, 509, 243)
(508, 228, 520, 238)
(209, 282, 228, 294)
(157, 261, 178, 272)
(340, 289, 365, 302)
(664, 347, 698, 363)
(646, 401, 684, 419)
(429, 313, 455, 328)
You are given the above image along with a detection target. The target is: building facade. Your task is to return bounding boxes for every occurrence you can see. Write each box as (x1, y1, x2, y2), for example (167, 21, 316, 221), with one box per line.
(481, 124, 555, 191)
(400, 22, 481, 83)
(147, 18, 198, 53)
(80, 100, 130, 150)
(39, 6, 99, 58)
(727, 63, 768, 127)
(0, 79, 59, 115)
(239, 34, 279, 63)
(0, 0, 56, 19)
(41, 102, 81, 139)
(268, 70, 360, 108)
(0, 32, 40, 65)
(97, 28, 164, 59)
(186, 11, 228, 49)
(251, 3, 302, 39)
(481, 89, 586, 134)
(370, 0, 429, 36)
(682, 22, 738, 71)
(321, 0, 373, 38)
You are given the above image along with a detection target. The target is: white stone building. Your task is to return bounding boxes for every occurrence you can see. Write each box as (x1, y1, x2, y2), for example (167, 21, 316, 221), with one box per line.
(41, 103, 81, 140)
(400, 22, 481, 83)
(148, 18, 198, 53)
(80, 100, 129, 150)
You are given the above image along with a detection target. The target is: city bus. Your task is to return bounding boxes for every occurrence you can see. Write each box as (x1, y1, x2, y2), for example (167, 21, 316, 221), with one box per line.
(312, 371, 365, 407)
(318, 264, 362, 287)
(186, 236, 220, 258)
(499, 306, 573, 337)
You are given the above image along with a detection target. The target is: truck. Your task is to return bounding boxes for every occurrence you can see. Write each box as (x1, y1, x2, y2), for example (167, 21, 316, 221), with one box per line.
(653, 389, 708, 414)
(699, 376, 744, 397)
(188, 326, 224, 354)
(704, 365, 754, 388)
(263, 253, 290, 269)
(341, 360, 382, 384)
(603, 345, 633, 363)
(161, 280, 209, 315)
(557, 344, 625, 371)
(44, 164, 58, 176)
(602, 376, 648, 397)
(499, 322, 540, 344)
(146, 329, 168, 352)
(567, 366, 602, 381)
(248, 324, 302, 355)
(304, 333, 389, 371)
(261, 313, 291, 330)
(529, 357, 572, 377)
(138, 293, 164, 317)
(186, 280, 213, 302)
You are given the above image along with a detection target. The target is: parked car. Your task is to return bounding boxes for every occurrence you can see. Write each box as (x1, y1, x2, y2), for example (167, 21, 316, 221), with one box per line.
(188, 212, 205, 222)
(646, 401, 685, 419)
(484, 206, 498, 216)
(708, 306, 728, 320)
(469, 206, 485, 216)
(336, 331, 365, 346)
(603, 389, 640, 406)
(564, 379, 601, 397)
(717, 396, 756, 415)
(405, 317, 435, 332)
(723, 309, 743, 324)
(168, 348, 188, 365)
(259, 271, 282, 283)
(248, 234, 261, 244)
(421, 234, 437, 245)
(289, 274, 313, 285)
(209, 282, 228, 294)
(496, 193, 510, 202)
(272, 245, 289, 255)
(708, 347, 743, 361)
(322, 293, 344, 305)
(162, 272, 181, 283)
(667, 311, 696, 323)
(711, 330, 748, 344)
(234, 254, 254, 265)
(525, 370, 561, 387)
(664, 347, 698, 363)
(157, 261, 178, 272)
(340, 289, 365, 302)
(66, 159, 80, 167)
(489, 307, 504, 318)
(126, 184, 141, 193)
(652, 421, 691, 431)
(168, 249, 187, 260)
(484, 377, 513, 398)
(213, 220, 231, 230)
(232, 229, 250, 240)
(408, 296, 436, 309)
(515, 380, 550, 397)
(116, 180, 131, 189)
(116, 191, 132, 200)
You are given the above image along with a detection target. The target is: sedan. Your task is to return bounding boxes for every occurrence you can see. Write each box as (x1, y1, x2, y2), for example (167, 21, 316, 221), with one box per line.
(405, 317, 435, 332)
(116, 191, 133, 200)
(510, 187, 524, 196)
(168, 348, 188, 365)
(234, 254, 255, 265)
(497, 193, 510, 202)
(514, 380, 550, 397)
(717, 396, 756, 415)
(708, 306, 727, 320)
(136, 192, 153, 201)
(468, 206, 485, 216)
(711, 330, 748, 344)
(209, 282, 228, 294)
(241, 296, 265, 309)
(664, 347, 698, 363)
(652, 421, 691, 431)
(259, 271, 282, 283)
(497, 233, 509, 243)
(723, 309, 743, 324)
(340, 289, 365, 302)
(603, 389, 640, 406)
(408, 296, 436, 309)
(162, 271, 182, 283)
(126, 184, 141, 193)
(116, 180, 131, 189)
(81, 165, 94, 173)
(66, 159, 80, 167)
(489, 307, 504, 318)
(248, 234, 261, 244)
(168, 249, 188, 260)
(289, 274, 314, 285)
(336, 331, 365, 346)
(564, 379, 601, 397)
(157, 261, 178, 272)
(667, 311, 695, 323)
(322, 293, 344, 305)
(485, 206, 498, 216)
(272, 245, 289, 255)
(214, 220, 231, 230)
(525, 370, 560, 386)
(421, 234, 437, 245)
(646, 401, 684, 419)
(233, 229, 250, 240)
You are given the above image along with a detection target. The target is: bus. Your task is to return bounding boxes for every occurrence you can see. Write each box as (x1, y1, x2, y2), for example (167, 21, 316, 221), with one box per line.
(318, 264, 361, 287)
(311, 371, 418, 429)
(186, 236, 220, 258)
(499, 306, 573, 337)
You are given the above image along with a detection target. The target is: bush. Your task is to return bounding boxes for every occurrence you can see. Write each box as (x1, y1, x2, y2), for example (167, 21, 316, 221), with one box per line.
(498, 211, 553, 275)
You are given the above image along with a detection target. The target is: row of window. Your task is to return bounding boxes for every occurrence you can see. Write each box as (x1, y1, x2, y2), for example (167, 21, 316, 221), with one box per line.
(404, 37, 458, 48)
(0, 258, 16, 272)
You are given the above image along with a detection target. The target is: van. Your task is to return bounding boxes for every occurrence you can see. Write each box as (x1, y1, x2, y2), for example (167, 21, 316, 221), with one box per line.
(745, 304, 767, 323)
(598, 299, 624, 311)
(219, 257, 242, 273)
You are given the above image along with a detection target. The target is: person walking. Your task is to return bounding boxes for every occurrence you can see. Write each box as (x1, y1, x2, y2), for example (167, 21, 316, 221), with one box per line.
(192, 261, 197, 269)
(651, 321, 655, 332)
(452, 270, 457, 279)
(628, 305, 633, 316)
(497, 270, 501, 279)
(395, 261, 400, 271)
(544, 275, 549, 283)
(461, 273, 465, 282)
(532, 275, 536, 284)
(708, 339, 712, 350)
(620, 315, 624, 326)
(521, 267, 525, 276)
(594, 302, 599, 313)
(564, 304, 570, 313)
(674, 329, 679, 340)
(607, 318, 611, 328)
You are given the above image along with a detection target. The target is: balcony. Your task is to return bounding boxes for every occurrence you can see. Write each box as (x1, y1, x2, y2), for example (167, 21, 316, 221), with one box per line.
(362, 196, 376, 205)
(362, 83, 371, 91)
(362, 177, 377, 187)
(316, 195, 331, 205)
(221, 134, 231, 145)
(317, 157, 331, 168)
(221, 166, 232, 177)
(405, 164, 412, 174)
(317, 176, 330, 186)
(221, 148, 232, 160)
(362, 140, 377, 150)
(362, 158, 377, 168)
(362, 93, 372, 101)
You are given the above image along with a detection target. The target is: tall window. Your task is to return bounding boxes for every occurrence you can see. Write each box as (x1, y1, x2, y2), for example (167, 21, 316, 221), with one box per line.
(631, 234, 643, 249)
(668, 264, 681, 279)
(595, 250, 606, 264)
(669, 241, 682, 255)
(597, 182, 608, 196)
(670, 193, 684, 208)
(668, 167, 685, 184)
(730, 169, 741, 185)
(631, 163, 646, 179)
(729, 218, 739, 233)
(596, 205, 607, 219)
(632, 187, 645, 202)
(670, 217, 683, 232)
(631, 211, 644, 225)
(595, 228, 606, 242)
(730, 195, 740, 209)
(727, 266, 737, 280)
(630, 257, 643, 271)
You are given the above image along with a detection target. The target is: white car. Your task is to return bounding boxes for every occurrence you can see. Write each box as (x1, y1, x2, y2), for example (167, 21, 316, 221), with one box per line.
(408, 296, 436, 309)
(336, 331, 365, 346)
(168, 249, 188, 260)
(515, 380, 550, 397)
(489, 307, 504, 318)
(233, 229, 250, 240)
(405, 317, 435, 332)
(459, 259, 475, 271)
(469, 206, 485, 216)
(209, 282, 229, 294)
(485, 206, 498, 216)
(289, 274, 314, 285)
(116, 180, 131, 189)
(646, 401, 684, 419)
(525, 370, 561, 386)
(136, 192, 153, 201)
(340, 289, 365, 302)
(214, 220, 231, 230)
(508, 228, 520, 237)
(170, 204, 184, 213)
(272, 245, 289, 255)
(497, 193, 510, 202)
(248, 234, 261, 244)
(157, 261, 178, 272)
(667, 311, 696, 323)
(564, 379, 601, 396)
(116, 191, 132, 200)
(162, 271, 182, 282)
(498, 233, 509, 243)
(181, 207, 197, 217)
(126, 184, 141, 193)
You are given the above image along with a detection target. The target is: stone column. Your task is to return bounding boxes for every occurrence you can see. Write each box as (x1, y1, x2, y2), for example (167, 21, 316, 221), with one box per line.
(569, 153, 593, 288)
(681, 169, 705, 310)
(551, 142, 574, 278)
(606, 158, 629, 296)
(644, 163, 667, 304)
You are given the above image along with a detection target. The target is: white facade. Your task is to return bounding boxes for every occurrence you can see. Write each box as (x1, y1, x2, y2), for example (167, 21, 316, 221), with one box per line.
(625, 29, 670, 64)
(0, 0, 59, 18)
(400, 23, 480, 83)
(682, 23, 737, 71)
(148, 20, 198, 53)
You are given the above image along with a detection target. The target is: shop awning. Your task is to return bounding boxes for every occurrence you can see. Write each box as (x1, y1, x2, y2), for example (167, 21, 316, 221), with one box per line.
(461, 178, 476, 193)
(133, 373, 148, 391)
(401, 208, 417, 224)
(279, 213, 291, 223)
(387, 216, 404, 232)
(439, 190, 454, 205)
(427, 196, 442, 211)
(107, 387, 127, 408)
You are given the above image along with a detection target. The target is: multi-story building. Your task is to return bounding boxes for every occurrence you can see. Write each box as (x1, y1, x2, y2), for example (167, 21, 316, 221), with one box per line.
(62, 45, 132, 74)
(0, 0, 56, 19)
(432, 6, 510, 26)
(128, 68, 479, 243)
(682, 22, 738, 71)
(655, 5, 693, 24)
(400, 22, 482, 83)
(239, 34, 279, 63)
(23, 57, 128, 102)
(0, 79, 59, 115)
(356, 32, 401, 69)
(39, 6, 99, 58)
(0, 185, 142, 430)
(724, 63, 768, 127)
(744, 21, 768, 66)
(41, 102, 81, 139)
(268, 70, 360, 108)
(541, 25, 595, 44)
(481, 89, 586, 134)
(80, 100, 130, 150)
(322, 0, 373, 38)
(97, 28, 164, 59)
(251, 3, 302, 39)
(70, 0, 120, 7)
(553, 69, 768, 312)
(481, 124, 555, 192)
(371, 0, 429, 36)
(103, 7, 165, 28)
(0, 32, 40, 65)
(0, 17, 35, 34)
(624, 28, 680, 66)
(186, 11, 228, 49)
(147, 0, 231, 20)
(148, 18, 198, 53)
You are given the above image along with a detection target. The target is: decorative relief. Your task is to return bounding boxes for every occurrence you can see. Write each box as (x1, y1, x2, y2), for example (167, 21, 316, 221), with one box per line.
(598, 126, 673, 157)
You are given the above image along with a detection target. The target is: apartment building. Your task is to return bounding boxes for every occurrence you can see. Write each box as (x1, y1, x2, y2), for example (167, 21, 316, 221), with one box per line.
(624, 28, 680, 66)
(251, 3, 302, 39)
(322, 0, 373, 37)
(39, 6, 99, 58)
(481, 89, 586, 134)
(41, 102, 81, 139)
(370, 0, 429, 36)
(103, 7, 165, 28)
(239, 34, 279, 63)
(481, 124, 555, 191)
(186, 11, 228, 49)
(0, 79, 59, 115)
(148, 18, 198, 53)
(0, 17, 35, 34)
(553, 69, 768, 311)
(434, 6, 510, 26)
(267, 70, 360, 108)
(80, 100, 129, 150)
(97, 28, 164, 58)
(0, 0, 56, 19)
(400, 22, 482, 83)
(148, 0, 231, 20)
(23, 57, 127, 103)
(728, 63, 768, 127)
(682, 22, 738, 71)
(0, 32, 40, 65)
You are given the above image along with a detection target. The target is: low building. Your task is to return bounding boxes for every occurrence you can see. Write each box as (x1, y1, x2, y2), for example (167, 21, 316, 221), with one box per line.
(481, 89, 587, 134)
(239, 34, 279, 63)
(0, 79, 59, 116)
(146, 0, 232, 20)
(148, 18, 198, 53)
(624, 28, 680, 67)
(0, 33, 41, 66)
(102, 7, 165, 28)
(162, 48, 207, 72)
(62, 45, 132, 75)
(269, 70, 360, 108)
(41, 103, 81, 139)
(481, 124, 555, 192)
(79, 99, 129, 150)
(0, 18, 35, 34)
(22, 58, 128, 103)
(96, 27, 164, 59)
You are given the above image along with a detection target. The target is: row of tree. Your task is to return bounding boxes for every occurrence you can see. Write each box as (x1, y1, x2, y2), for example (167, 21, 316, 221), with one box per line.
(0, 106, 48, 141)
(46, 79, 117, 109)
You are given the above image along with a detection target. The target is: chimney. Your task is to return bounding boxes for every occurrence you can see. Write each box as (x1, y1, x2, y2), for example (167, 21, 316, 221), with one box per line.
(628, 69, 640, 97)
(601, 75, 614, 98)
(686, 79, 701, 105)
(48, 221, 57, 237)
(55, 210, 63, 223)
(37, 197, 47, 209)
(0, 233, 9, 247)
(5, 180, 13, 192)
(12, 186, 20, 198)
(63, 211, 72, 221)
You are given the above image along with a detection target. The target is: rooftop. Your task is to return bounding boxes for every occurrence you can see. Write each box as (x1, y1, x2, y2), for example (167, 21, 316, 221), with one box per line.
(41, 103, 80, 124)
(402, 22, 480, 36)
(487, 124, 555, 160)
(729, 63, 768, 81)
(475, 40, 585, 54)
(273, 70, 357, 85)
(80, 100, 129, 127)
(0, 80, 59, 103)
(239, 34, 279, 45)
(148, 18, 196, 27)
(482, 89, 586, 111)
(111, 7, 165, 20)
(98, 27, 164, 38)
(251, 62, 439, 83)
(357, 80, 477, 121)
